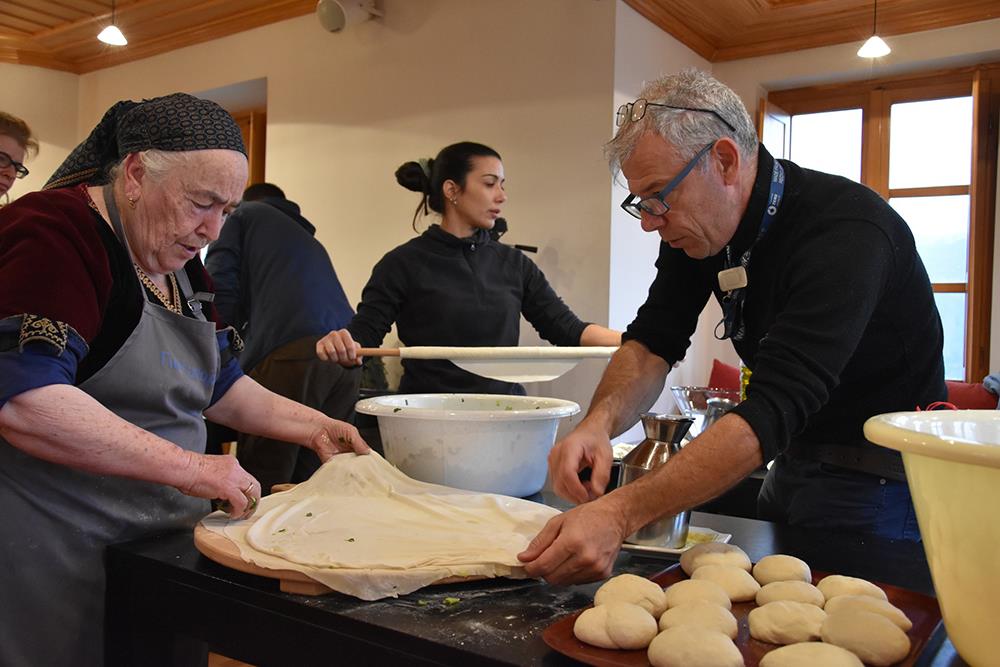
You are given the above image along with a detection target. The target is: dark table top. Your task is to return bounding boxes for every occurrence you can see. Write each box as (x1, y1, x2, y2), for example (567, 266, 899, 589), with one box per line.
(105, 510, 967, 667)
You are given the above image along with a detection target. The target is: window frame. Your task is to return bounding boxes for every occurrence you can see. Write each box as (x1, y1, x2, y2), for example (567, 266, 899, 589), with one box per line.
(767, 64, 1000, 382)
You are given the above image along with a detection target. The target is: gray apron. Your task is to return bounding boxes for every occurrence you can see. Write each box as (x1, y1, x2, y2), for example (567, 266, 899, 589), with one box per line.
(0, 187, 219, 666)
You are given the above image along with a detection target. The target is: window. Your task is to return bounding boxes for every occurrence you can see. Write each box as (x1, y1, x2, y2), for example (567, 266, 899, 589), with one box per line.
(767, 66, 1000, 382)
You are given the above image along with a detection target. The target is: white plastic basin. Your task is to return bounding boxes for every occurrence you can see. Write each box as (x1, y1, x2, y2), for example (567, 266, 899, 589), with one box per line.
(355, 393, 580, 497)
(864, 409, 1000, 667)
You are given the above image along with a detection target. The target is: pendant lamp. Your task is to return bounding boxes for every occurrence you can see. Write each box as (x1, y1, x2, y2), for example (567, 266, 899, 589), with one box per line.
(98, 0, 128, 46)
(857, 0, 890, 58)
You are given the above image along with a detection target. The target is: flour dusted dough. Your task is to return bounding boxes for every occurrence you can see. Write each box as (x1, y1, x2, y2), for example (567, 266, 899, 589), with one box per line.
(574, 602, 658, 650)
(752, 554, 811, 585)
(816, 574, 888, 602)
(663, 578, 732, 610)
(759, 642, 864, 667)
(658, 600, 738, 638)
(821, 610, 912, 667)
(680, 542, 752, 575)
(595, 573, 667, 617)
(756, 580, 825, 607)
(210, 452, 560, 600)
(824, 595, 912, 631)
(748, 600, 827, 644)
(647, 626, 743, 667)
(692, 564, 761, 602)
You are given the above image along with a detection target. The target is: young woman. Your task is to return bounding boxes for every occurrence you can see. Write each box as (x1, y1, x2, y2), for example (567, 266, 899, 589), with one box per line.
(316, 141, 620, 395)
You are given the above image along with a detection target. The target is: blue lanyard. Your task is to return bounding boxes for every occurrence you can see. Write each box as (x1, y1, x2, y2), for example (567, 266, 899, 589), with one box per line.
(715, 160, 785, 341)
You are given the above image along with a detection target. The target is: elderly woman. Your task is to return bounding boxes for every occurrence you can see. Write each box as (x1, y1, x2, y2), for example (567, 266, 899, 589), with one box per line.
(0, 93, 368, 666)
(0, 110, 38, 203)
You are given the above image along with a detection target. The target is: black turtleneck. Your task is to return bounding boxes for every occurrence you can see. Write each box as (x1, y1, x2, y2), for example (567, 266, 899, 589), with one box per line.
(624, 145, 946, 461)
(347, 224, 589, 394)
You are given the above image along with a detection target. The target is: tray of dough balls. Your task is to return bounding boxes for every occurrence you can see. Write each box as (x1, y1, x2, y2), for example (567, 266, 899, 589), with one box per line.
(542, 542, 941, 666)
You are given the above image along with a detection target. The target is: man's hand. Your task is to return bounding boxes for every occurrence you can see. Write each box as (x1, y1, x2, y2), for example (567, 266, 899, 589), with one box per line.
(517, 495, 631, 584)
(309, 419, 370, 459)
(548, 420, 614, 504)
(316, 329, 363, 366)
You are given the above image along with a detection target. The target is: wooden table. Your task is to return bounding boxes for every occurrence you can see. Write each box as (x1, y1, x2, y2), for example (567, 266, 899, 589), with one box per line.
(104, 511, 967, 666)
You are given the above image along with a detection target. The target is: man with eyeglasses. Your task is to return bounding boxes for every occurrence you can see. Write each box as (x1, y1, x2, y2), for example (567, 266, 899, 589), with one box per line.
(518, 69, 946, 584)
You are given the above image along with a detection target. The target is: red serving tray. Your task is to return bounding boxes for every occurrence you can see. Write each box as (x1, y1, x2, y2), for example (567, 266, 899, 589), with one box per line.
(542, 564, 942, 666)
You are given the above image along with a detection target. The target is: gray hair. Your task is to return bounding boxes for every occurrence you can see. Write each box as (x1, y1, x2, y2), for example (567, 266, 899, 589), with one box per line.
(606, 69, 758, 174)
(108, 149, 194, 183)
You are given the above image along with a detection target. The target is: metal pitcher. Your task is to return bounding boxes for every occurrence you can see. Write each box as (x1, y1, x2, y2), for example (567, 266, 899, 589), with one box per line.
(621, 413, 694, 548)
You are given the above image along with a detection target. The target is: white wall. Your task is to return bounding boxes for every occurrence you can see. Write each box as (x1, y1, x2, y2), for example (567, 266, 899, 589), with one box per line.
(73, 0, 617, 431)
(0, 63, 79, 200)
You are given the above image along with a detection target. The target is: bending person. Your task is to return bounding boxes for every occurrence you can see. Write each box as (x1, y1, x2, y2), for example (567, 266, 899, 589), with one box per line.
(317, 141, 621, 394)
(0, 93, 368, 667)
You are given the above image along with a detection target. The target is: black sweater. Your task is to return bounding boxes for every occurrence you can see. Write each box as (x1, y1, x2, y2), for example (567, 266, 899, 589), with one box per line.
(347, 225, 589, 394)
(624, 146, 946, 462)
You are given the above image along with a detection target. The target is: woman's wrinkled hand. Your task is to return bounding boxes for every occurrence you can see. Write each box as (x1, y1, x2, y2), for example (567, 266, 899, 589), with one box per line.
(176, 451, 261, 520)
(309, 419, 370, 460)
(316, 329, 363, 366)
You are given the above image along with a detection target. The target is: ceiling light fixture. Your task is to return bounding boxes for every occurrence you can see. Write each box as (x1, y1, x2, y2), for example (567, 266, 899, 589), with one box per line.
(857, 0, 890, 58)
(98, 0, 128, 46)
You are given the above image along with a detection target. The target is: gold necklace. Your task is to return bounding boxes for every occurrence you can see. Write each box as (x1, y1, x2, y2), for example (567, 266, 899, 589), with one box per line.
(134, 263, 182, 315)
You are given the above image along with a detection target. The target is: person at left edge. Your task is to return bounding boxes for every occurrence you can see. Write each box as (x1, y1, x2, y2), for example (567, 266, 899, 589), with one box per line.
(0, 110, 38, 203)
(0, 93, 369, 667)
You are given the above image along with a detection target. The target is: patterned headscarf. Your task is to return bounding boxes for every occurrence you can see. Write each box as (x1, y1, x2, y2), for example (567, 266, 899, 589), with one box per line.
(45, 92, 246, 190)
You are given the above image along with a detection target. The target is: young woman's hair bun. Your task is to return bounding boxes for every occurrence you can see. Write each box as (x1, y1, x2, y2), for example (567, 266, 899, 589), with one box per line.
(395, 160, 430, 193)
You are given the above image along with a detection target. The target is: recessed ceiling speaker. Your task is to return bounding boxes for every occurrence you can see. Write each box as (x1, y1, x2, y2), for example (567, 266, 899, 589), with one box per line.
(317, 0, 382, 33)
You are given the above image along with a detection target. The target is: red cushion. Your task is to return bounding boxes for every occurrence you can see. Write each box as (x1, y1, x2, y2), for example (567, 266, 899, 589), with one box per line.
(945, 381, 998, 409)
(709, 359, 741, 391)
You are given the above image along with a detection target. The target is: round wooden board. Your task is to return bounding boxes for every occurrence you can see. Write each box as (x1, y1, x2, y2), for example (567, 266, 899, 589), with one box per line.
(193, 522, 487, 596)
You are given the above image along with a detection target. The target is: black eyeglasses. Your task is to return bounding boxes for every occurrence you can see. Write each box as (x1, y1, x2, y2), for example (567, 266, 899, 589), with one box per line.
(616, 99, 737, 133)
(0, 151, 29, 179)
(620, 141, 715, 219)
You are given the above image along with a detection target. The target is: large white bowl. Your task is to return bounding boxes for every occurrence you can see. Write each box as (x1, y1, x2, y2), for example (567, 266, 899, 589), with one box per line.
(864, 409, 1000, 667)
(355, 393, 580, 497)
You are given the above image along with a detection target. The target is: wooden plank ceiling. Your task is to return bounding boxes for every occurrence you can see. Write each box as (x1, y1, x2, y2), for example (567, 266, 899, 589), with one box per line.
(0, 0, 315, 73)
(623, 0, 1000, 62)
(1, 1, 999, 73)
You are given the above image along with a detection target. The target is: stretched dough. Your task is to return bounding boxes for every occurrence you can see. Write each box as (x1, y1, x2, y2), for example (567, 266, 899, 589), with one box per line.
(595, 573, 667, 617)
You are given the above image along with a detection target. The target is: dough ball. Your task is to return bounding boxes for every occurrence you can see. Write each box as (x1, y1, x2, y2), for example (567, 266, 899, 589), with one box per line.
(658, 600, 738, 639)
(823, 595, 912, 631)
(821, 610, 912, 667)
(748, 600, 827, 644)
(752, 554, 811, 585)
(595, 573, 667, 617)
(680, 542, 752, 576)
(756, 580, 825, 607)
(759, 642, 864, 667)
(663, 578, 732, 610)
(691, 564, 761, 602)
(647, 626, 743, 667)
(573, 602, 658, 650)
(573, 606, 615, 649)
(816, 574, 888, 602)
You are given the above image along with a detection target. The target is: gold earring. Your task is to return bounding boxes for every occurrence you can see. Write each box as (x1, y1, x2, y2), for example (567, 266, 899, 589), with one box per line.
(127, 196, 137, 209)
(449, 197, 458, 205)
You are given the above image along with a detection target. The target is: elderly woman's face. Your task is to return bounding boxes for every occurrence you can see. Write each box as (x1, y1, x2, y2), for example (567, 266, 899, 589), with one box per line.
(130, 149, 247, 274)
(0, 133, 27, 198)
